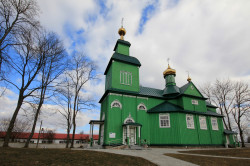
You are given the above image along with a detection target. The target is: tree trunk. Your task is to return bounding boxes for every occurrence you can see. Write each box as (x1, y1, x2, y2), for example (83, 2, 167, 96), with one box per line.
(70, 114, 76, 148)
(24, 102, 43, 148)
(3, 90, 24, 147)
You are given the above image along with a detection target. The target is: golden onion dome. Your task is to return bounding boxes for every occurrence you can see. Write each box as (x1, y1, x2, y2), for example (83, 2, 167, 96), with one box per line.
(187, 76, 192, 82)
(163, 64, 176, 77)
(118, 27, 126, 40)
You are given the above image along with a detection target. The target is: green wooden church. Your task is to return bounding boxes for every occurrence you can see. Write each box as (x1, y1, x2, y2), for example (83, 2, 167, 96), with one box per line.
(89, 26, 237, 147)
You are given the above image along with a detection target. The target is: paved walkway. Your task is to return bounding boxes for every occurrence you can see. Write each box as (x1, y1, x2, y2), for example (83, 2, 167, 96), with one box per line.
(83, 148, 198, 166)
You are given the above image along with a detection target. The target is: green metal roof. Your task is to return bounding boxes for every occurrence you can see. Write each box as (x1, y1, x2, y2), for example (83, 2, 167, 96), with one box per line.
(104, 53, 141, 75)
(179, 82, 190, 94)
(148, 101, 223, 117)
(113, 39, 131, 51)
(139, 86, 163, 98)
(147, 101, 183, 113)
(224, 129, 237, 135)
(206, 101, 217, 108)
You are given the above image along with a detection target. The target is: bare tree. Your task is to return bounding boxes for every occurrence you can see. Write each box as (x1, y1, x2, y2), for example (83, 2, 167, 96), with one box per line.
(55, 78, 73, 148)
(43, 129, 55, 144)
(0, 0, 40, 74)
(24, 32, 66, 148)
(0, 117, 31, 141)
(2, 28, 45, 147)
(201, 79, 234, 130)
(232, 82, 250, 147)
(67, 53, 96, 148)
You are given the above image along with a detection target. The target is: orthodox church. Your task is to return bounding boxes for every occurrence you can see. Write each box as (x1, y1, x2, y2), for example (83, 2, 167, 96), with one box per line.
(89, 25, 236, 147)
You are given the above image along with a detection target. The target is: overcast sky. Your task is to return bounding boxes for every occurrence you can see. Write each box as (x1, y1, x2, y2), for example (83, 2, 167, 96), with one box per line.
(1, 0, 250, 134)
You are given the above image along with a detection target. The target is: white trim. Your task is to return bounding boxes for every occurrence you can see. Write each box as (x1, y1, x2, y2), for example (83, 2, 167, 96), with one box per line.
(109, 93, 122, 96)
(120, 71, 132, 85)
(123, 95, 136, 98)
(211, 117, 218, 130)
(111, 100, 122, 109)
(124, 117, 135, 124)
(186, 114, 195, 129)
(137, 103, 147, 111)
(159, 113, 170, 128)
(199, 116, 207, 130)
(137, 97, 148, 100)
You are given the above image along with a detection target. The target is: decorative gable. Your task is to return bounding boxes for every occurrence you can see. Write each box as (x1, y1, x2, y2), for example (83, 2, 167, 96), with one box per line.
(181, 82, 204, 98)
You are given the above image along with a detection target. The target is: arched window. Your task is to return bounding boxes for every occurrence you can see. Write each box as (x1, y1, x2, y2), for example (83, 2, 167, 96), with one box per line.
(137, 103, 147, 111)
(124, 117, 135, 124)
(111, 100, 122, 109)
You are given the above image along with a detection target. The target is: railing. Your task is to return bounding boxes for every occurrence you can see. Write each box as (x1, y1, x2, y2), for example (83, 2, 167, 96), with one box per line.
(107, 138, 124, 146)
(140, 139, 150, 146)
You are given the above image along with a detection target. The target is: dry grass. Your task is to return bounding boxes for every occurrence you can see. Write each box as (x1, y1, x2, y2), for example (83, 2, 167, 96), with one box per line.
(0, 148, 156, 166)
(165, 148, 250, 166)
(165, 153, 250, 166)
(180, 148, 250, 158)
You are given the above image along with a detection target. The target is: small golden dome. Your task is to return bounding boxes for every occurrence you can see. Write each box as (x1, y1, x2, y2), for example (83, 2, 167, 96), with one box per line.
(187, 76, 191, 82)
(118, 27, 126, 40)
(163, 64, 176, 77)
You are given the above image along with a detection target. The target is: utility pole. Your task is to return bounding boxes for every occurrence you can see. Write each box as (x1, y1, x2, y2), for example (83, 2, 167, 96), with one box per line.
(36, 120, 43, 148)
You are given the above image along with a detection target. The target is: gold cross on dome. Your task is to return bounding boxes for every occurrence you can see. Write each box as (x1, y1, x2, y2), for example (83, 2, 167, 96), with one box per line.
(167, 58, 170, 65)
(121, 18, 124, 27)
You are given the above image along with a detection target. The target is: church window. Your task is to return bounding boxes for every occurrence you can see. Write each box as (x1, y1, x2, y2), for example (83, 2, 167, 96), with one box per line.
(186, 114, 195, 129)
(124, 116, 135, 124)
(191, 100, 198, 105)
(111, 100, 122, 109)
(120, 71, 132, 85)
(137, 103, 147, 111)
(159, 114, 170, 128)
(199, 116, 207, 130)
(211, 117, 218, 130)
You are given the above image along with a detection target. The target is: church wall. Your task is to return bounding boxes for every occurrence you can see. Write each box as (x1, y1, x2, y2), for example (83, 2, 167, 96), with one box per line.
(111, 61, 139, 92)
(149, 113, 181, 144)
(182, 96, 207, 112)
(208, 117, 224, 145)
(105, 66, 112, 90)
(136, 97, 149, 143)
(116, 44, 129, 56)
(195, 116, 212, 144)
(178, 113, 200, 144)
(104, 94, 123, 145)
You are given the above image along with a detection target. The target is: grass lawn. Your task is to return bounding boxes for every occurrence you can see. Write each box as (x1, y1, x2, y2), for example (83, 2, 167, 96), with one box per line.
(180, 148, 250, 158)
(165, 148, 250, 166)
(0, 148, 156, 166)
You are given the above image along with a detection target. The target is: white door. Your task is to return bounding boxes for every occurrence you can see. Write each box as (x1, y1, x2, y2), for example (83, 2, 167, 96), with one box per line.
(129, 128, 136, 145)
(226, 135, 230, 145)
(100, 125, 104, 145)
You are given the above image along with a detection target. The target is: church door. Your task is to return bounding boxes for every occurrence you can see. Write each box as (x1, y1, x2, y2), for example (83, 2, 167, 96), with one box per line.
(129, 127, 136, 145)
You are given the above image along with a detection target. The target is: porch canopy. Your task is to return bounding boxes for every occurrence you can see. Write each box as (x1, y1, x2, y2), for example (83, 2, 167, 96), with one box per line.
(89, 120, 104, 146)
(122, 122, 142, 127)
(224, 129, 237, 135)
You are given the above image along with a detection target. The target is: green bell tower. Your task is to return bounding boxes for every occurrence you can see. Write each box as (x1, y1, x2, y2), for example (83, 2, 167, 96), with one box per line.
(104, 25, 141, 92)
(162, 63, 180, 96)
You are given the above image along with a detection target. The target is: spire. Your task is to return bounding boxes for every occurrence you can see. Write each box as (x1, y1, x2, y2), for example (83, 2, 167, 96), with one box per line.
(187, 71, 191, 82)
(163, 58, 176, 77)
(118, 18, 126, 40)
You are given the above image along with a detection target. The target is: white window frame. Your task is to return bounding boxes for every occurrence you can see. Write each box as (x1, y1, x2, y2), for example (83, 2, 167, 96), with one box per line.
(111, 100, 122, 109)
(191, 99, 198, 105)
(199, 116, 207, 130)
(211, 117, 218, 130)
(120, 71, 132, 85)
(137, 103, 147, 111)
(186, 114, 195, 129)
(159, 113, 170, 128)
